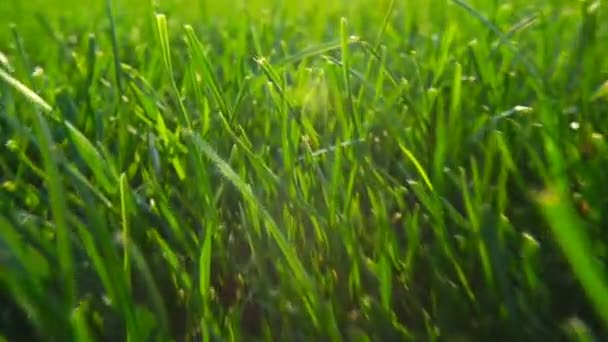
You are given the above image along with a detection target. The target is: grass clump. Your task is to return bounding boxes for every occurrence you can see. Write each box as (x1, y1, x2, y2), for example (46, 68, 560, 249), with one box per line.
(1, 0, 608, 340)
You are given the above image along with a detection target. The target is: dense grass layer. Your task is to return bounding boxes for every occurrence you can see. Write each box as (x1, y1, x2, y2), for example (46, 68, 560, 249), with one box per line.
(1, 0, 608, 340)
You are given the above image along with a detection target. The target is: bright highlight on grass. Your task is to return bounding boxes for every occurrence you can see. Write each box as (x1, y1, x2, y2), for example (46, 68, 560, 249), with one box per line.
(0, 68, 53, 113)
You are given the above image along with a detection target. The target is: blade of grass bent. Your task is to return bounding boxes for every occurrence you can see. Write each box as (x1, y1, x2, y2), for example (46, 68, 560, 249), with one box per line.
(0, 68, 53, 113)
(191, 134, 320, 328)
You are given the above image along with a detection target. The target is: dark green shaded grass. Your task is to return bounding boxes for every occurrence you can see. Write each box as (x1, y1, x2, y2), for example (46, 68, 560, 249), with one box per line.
(1, 0, 608, 340)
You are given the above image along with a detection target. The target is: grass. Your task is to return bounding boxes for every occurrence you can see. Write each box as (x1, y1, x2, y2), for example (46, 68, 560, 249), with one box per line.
(1, 0, 607, 340)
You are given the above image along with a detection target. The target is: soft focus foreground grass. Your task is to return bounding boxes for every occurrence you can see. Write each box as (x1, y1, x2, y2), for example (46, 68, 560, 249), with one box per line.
(1, 0, 608, 340)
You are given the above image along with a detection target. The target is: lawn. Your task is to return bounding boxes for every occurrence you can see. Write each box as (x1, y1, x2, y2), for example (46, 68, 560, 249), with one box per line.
(1, 0, 607, 340)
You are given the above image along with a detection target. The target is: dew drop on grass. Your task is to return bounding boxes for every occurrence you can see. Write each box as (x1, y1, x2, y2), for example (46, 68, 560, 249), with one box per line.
(570, 121, 580, 130)
(0, 50, 13, 72)
(513, 105, 533, 113)
(32, 66, 44, 78)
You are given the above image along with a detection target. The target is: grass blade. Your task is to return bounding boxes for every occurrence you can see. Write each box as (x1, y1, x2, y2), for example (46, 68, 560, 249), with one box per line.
(0, 68, 52, 113)
(64, 121, 118, 194)
(31, 109, 75, 313)
(190, 134, 320, 327)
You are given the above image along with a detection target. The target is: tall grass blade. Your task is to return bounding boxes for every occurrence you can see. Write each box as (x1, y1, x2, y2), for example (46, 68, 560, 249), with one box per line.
(0, 68, 52, 113)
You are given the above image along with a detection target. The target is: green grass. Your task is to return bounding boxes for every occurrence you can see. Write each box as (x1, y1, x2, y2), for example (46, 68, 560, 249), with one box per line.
(1, 0, 608, 340)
